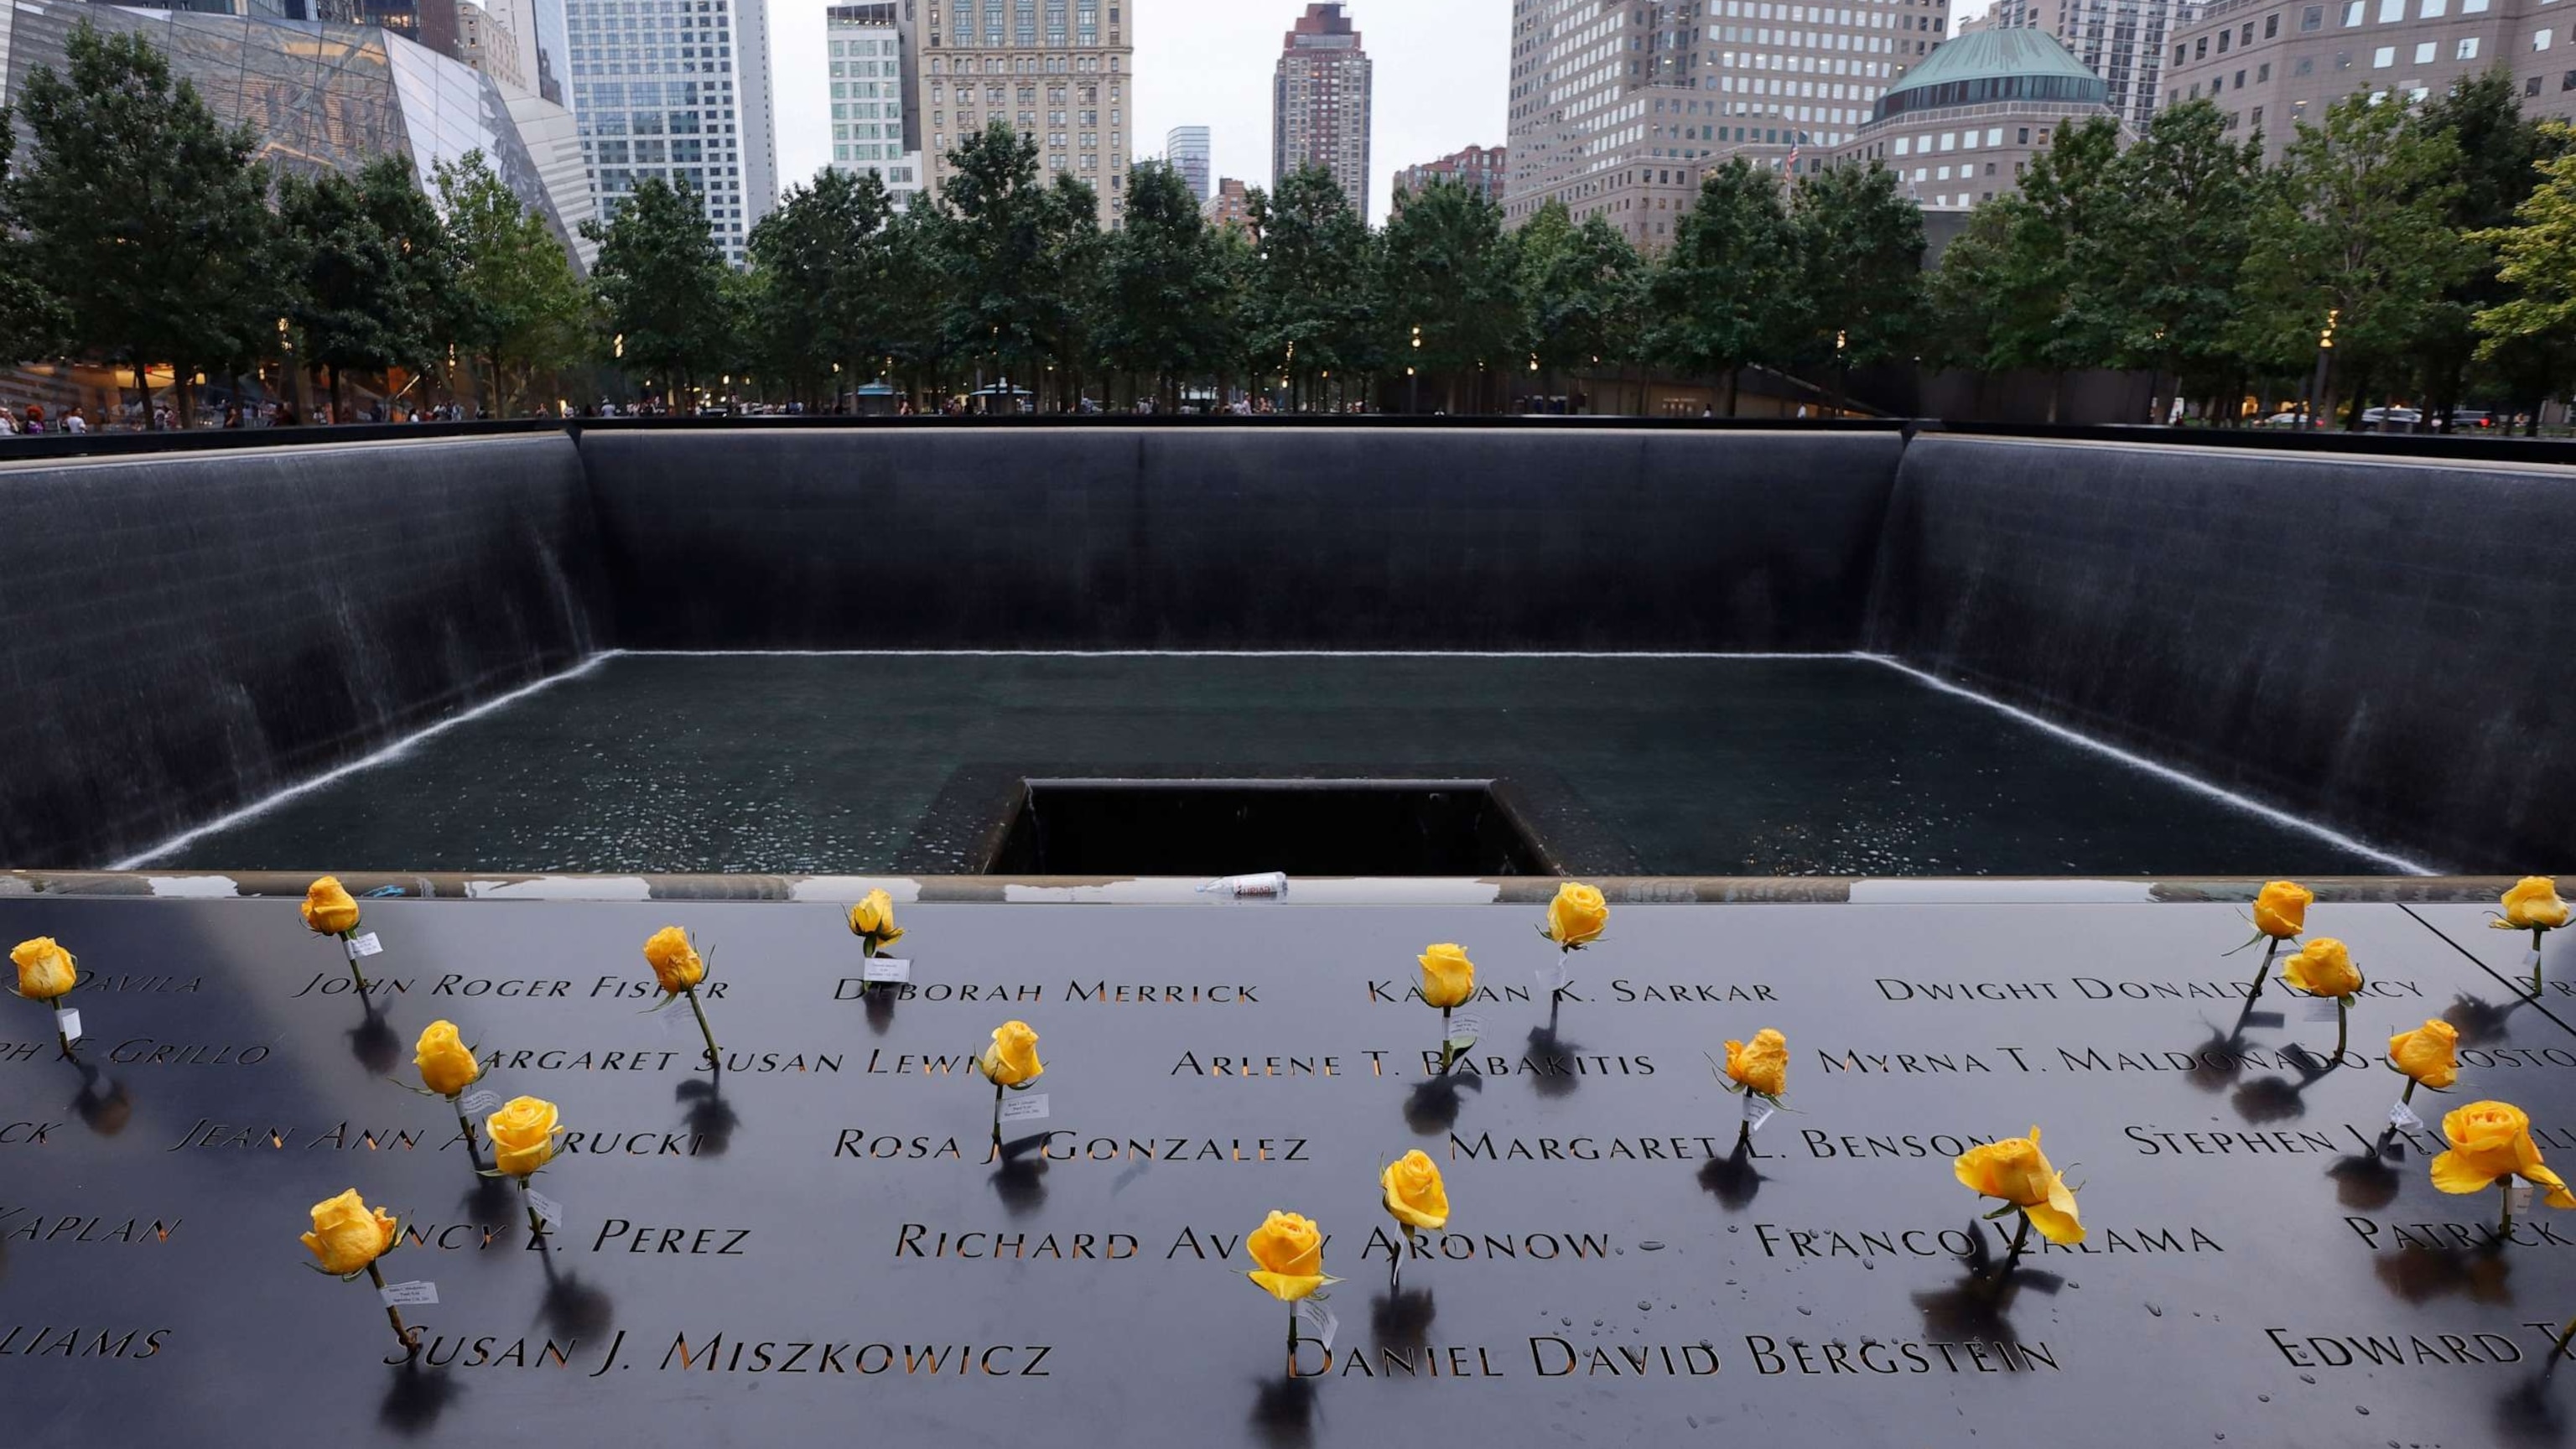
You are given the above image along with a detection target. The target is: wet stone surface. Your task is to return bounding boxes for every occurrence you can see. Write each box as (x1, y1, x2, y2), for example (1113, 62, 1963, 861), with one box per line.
(0, 893, 2566, 1445)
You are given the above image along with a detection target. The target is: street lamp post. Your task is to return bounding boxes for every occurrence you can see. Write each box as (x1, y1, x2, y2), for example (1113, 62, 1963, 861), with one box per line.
(2308, 309, 2338, 430)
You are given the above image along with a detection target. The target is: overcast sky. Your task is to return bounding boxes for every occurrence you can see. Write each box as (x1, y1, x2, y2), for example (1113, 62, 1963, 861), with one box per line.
(764, 0, 1998, 222)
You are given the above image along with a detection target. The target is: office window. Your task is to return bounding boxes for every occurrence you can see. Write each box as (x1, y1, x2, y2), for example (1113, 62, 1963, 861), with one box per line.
(2302, 3, 2324, 26)
(2565, 67, 2576, 86)
(2458, 35, 2480, 55)
(2539, 27, 2557, 49)
(2260, 61, 2272, 78)
(2220, 28, 2232, 49)
(2527, 71, 2544, 91)
(2342, 1, 2363, 22)
(2378, 0, 2402, 17)
(2372, 44, 2393, 63)
(2252, 105, 2265, 127)
(2298, 54, 2318, 72)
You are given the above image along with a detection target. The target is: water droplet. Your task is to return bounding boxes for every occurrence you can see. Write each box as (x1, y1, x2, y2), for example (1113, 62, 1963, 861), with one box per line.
(2147, 1303, 2164, 1317)
(2257, 1394, 2271, 1404)
(1637, 1301, 1654, 1312)
(2355, 1407, 2370, 1416)
(1560, 1317, 1572, 1327)
(1797, 1306, 1814, 1316)
(1639, 1240, 1665, 1251)
(2300, 1374, 2317, 1384)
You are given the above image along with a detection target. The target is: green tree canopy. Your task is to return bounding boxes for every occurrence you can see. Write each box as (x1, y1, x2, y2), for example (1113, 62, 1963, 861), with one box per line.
(11, 19, 276, 423)
(584, 174, 732, 404)
(1096, 159, 1236, 408)
(1515, 198, 1644, 382)
(1245, 163, 1376, 404)
(436, 150, 587, 417)
(2233, 92, 2476, 423)
(1646, 158, 1798, 413)
(1789, 161, 1924, 408)
(1379, 176, 1524, 411)
(2074, 100, 2263, 419)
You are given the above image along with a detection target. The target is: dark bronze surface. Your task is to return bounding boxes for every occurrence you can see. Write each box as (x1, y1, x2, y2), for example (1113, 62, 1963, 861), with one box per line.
(3, 892, 2572, 1446)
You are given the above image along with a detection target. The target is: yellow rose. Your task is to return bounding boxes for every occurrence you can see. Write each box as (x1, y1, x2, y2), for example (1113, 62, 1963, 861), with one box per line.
(1244, 1210, 1329, 1301)
(1417, 943, 1477, 1009)
(301, 876, 361, 936)
(1543, 883, 1608, 949)
(486, 1096, 562, 1179)
(2387, 1019, 2460, 1091)
(2431, 1100, 2576, 1208)
(299, 1188, 398, 1276)
(2499, 877, 2573, 932)
(848, 890, 906, 950)
(1382, 1150, 1452, 1231)
(1954, 1127, 2085, 1244)
(1724, 1028, 1789, 1098)
(413, 1020, 481, 1098)
(2251, 880, 2313, 939)
(2279, 937, 2361, 1000)
(641, 927, 705, 995)
(981, 1021, 1044, 1087)
(10, 937, 78, 1002)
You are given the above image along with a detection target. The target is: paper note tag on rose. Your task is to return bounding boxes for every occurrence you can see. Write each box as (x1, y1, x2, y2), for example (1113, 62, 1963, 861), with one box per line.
(1741, 1095, 1778, 1131)
(999, 1092, 1051, 1124)
(1445, 1013, 1483, 1049)
(525, 1189, 566, 1229)
(1296, 1298, 1339, 1352)
(2302, 997, 2342, 1021)
(345, 932, 383, 960)
(1197, 871, 1288, 897)
(378, 1280, 439, 1306)
(459, 1088, 501, 1116)
(2527, 948, 2546, 971)
(2387, 1100, 2423, 1131)
(52, 1008, 80, 1043)
(1535, 963, 1569, 993)
(2510, 1180, 2537, 1216)
(862, 958, 912, 984)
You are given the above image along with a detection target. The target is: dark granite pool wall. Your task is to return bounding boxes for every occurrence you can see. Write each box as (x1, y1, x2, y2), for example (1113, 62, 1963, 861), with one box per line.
(8, 424, 2572, 870)
(577, 428, 1906, 649)
(0, 435, 605, 867)
(1868, 435, 2576, 869)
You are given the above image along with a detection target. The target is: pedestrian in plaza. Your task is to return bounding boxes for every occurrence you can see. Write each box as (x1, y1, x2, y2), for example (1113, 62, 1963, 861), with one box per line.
(62, 408, 87, 434)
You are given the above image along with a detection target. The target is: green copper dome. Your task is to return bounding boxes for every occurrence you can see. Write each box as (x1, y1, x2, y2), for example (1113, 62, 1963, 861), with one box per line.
(1874, 29, 2110, 121)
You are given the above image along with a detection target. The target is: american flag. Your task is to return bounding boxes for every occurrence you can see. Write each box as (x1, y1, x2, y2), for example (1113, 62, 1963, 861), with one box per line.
(1784, 143, 1801, 169)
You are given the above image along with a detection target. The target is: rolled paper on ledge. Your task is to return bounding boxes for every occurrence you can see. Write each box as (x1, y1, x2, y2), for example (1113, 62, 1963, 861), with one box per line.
(1197, 872, 1288, 898)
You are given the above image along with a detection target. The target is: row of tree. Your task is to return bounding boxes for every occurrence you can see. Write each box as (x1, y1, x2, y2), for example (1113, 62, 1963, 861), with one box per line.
(4, 20, 2573, 423)
(1929, 73, 2576, 427)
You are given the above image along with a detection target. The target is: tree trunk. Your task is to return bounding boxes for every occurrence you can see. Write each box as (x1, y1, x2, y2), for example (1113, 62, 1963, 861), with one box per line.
(1725, 367, 1741, 417)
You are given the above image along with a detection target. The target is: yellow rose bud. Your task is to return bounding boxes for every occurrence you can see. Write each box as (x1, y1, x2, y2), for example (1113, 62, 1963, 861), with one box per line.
(1381, 1150, 1452, 1232)
(1244, 1209, 1329, 1301)
(1543, 883, 1609, 949)
(301, 876, 361, 936)
(1724, 1028, 1789, 1098)
(2279, 937, 2361, 1000)
(10, 937, 78, 1002)
(1417, 943, 1477, 1009)
(2387, 1019, 2459, 1091)
(299, 1188, 398, 1276)
(641, 927, 705, 995)
(981, 1021, 1044, 1087)
(2431, 1100, 2576, 1208)
(1954, 1127, 2085, 1244)
(413, 1020, 481, 1098)
(2251, 880, 2312, 939)
(2499, 877, 2573, 932)
(848, 889, 906, 949)
(485, 1095, 562, 1179)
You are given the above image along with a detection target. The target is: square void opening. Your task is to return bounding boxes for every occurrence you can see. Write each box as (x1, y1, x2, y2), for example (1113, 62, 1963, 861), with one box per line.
(980, 779, 1555, 876)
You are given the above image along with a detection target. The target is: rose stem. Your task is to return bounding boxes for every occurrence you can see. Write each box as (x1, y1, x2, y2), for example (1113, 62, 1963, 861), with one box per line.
(991, 1080, 1004, 1140)
(518, 1178, 547, 1242)
(2402, 1079, 2418, 1105)
(1735, 1117, 1751, 1154)
(366, 1262, 414, 1348)
(2537, 928, 2547, 998)
(2004, 1213, 2032, 1271)
(1286, 1303, 1299, 1378)
(2247, 937, 2279, 1001)
(342, 930, 370, 993)
(454, 1104, 485, 1171)
(1439, 1006, 1452, 1075)
(52, 993, 73, 1060)
(2329, 998, 2348, 1067)
(2555, 1314, 2576, 1360)
(2501, 1181, 2516, 1240)
(859, 936, 875, 997)
(685, 984, 719, 1070)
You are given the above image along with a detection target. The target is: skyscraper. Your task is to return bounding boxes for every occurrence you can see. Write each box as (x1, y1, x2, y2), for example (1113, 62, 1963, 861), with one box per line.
(1985, 0, 2191, 129)
(1166, 122, 1212, 200)
(911, 0, 1136, 228)
(1504, 0, 1950, 248)
(1274, 3, 1373, 217)
(1395, 143, 1509, 204)
(828, 3, 924, 207)
(564, 0, 778, 264)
